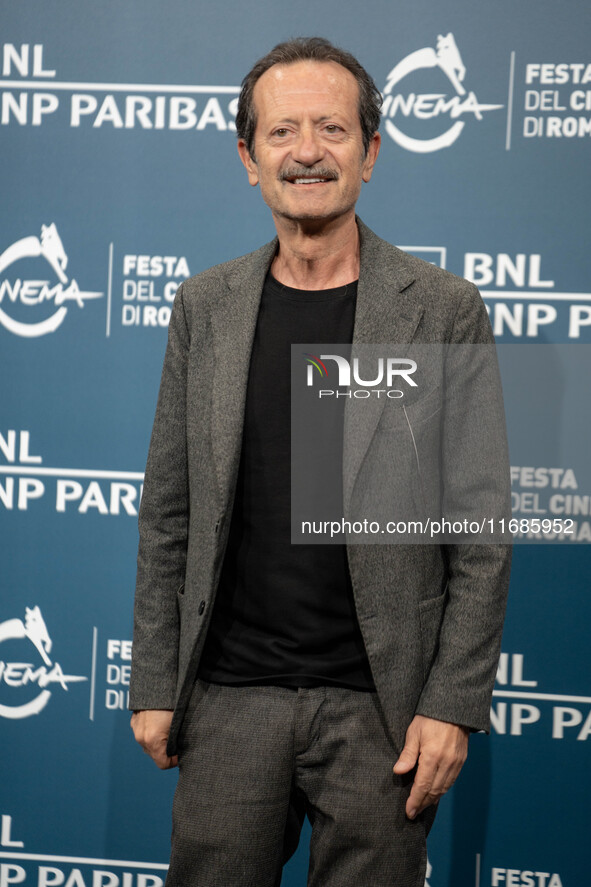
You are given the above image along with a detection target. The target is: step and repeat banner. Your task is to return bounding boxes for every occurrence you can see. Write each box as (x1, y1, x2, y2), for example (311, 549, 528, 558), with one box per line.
(1, 2, 589, 886)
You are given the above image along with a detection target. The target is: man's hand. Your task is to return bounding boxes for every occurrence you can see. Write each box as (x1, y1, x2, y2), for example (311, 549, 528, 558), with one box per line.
(130, 709, 179, 769)
(393, 714, 469, 819)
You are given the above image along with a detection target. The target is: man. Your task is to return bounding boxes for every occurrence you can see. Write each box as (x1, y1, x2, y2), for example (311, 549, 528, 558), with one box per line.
(130, 37, 511, 886)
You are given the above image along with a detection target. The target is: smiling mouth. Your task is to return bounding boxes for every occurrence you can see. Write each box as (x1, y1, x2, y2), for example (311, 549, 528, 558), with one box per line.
(287, 177, 332, 184)
(281, 169, 338, 185)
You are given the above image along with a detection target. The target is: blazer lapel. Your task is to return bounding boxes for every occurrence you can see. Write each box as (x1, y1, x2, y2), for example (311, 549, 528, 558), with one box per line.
(209, 238, 277, 506)
(343, 220, 424, 514)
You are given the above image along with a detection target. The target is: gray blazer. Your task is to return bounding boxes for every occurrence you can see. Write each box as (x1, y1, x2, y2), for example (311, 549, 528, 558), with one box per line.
(130, 218, 512, 756)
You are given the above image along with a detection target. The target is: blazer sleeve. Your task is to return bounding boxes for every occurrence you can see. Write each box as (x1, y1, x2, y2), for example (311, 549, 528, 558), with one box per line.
(414, 283, 512, 732)
(129, 284, 190, 711)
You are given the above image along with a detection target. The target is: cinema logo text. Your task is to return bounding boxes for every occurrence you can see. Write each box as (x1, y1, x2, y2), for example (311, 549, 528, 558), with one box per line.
(120, 253, 190, 330)
(491, 868, 563, 887)
(0, 224, 102, 337)
(510, 466, 591, 543)
(304, 353, 417, 398)
(382, 33, 503, 153)
(523, 62, 591, 140)
(0, 607, 87, 719)
(104, 638, 132, 712)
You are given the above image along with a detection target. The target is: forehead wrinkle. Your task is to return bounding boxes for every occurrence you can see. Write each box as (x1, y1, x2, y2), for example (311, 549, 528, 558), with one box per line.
(254, 61, 360, 115)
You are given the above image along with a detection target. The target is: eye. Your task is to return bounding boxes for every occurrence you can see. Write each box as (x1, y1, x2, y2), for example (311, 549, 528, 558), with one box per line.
(324, 124, 342, 133)
(273, 128, 289, 137)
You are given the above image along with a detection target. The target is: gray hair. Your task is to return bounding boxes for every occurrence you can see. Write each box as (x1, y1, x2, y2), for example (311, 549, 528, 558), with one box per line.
(236, 37, 382, 160)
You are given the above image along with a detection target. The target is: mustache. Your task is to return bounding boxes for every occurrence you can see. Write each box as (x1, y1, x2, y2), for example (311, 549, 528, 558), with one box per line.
(278, 166, 339, 181)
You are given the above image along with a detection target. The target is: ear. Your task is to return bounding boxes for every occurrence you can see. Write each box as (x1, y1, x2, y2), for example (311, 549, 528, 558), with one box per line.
(237, 139, 259, 186)
(361, 132, 381, 183)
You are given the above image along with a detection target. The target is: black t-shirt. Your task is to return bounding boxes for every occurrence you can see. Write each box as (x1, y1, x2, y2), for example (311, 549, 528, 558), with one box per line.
(197, 271, 375, 690)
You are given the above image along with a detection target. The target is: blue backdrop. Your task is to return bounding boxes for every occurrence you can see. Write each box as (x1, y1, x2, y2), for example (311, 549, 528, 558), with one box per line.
(2, 3, 590, 887)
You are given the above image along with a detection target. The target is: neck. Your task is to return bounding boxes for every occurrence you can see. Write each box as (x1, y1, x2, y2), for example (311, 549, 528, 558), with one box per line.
(270, 212, 360, 290)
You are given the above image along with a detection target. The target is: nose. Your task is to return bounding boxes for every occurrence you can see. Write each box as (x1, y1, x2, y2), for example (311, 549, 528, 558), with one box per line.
(291, 126, 325, 166)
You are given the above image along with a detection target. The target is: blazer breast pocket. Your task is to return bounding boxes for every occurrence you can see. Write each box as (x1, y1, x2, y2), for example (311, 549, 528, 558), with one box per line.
(378, 385, 443, 434)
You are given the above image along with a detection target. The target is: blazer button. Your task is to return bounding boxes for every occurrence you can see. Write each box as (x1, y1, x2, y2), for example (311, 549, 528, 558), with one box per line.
(198, 600, 206, 615)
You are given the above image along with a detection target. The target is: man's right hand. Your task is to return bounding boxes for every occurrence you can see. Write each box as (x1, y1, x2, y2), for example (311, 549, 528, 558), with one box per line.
(130, 709, 179, 769)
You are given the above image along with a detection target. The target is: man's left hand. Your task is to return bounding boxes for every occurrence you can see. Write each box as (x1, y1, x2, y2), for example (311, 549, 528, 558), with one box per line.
(393, 714, 469, 819)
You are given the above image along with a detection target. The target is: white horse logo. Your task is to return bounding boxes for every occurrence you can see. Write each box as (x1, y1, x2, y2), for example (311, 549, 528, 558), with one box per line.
(0, 606, 87, 719)
(382, 33, 503, 153)
(0, 223, 68, 285)
(384, 33, 466, 98)
(0, 223, 102, 337)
